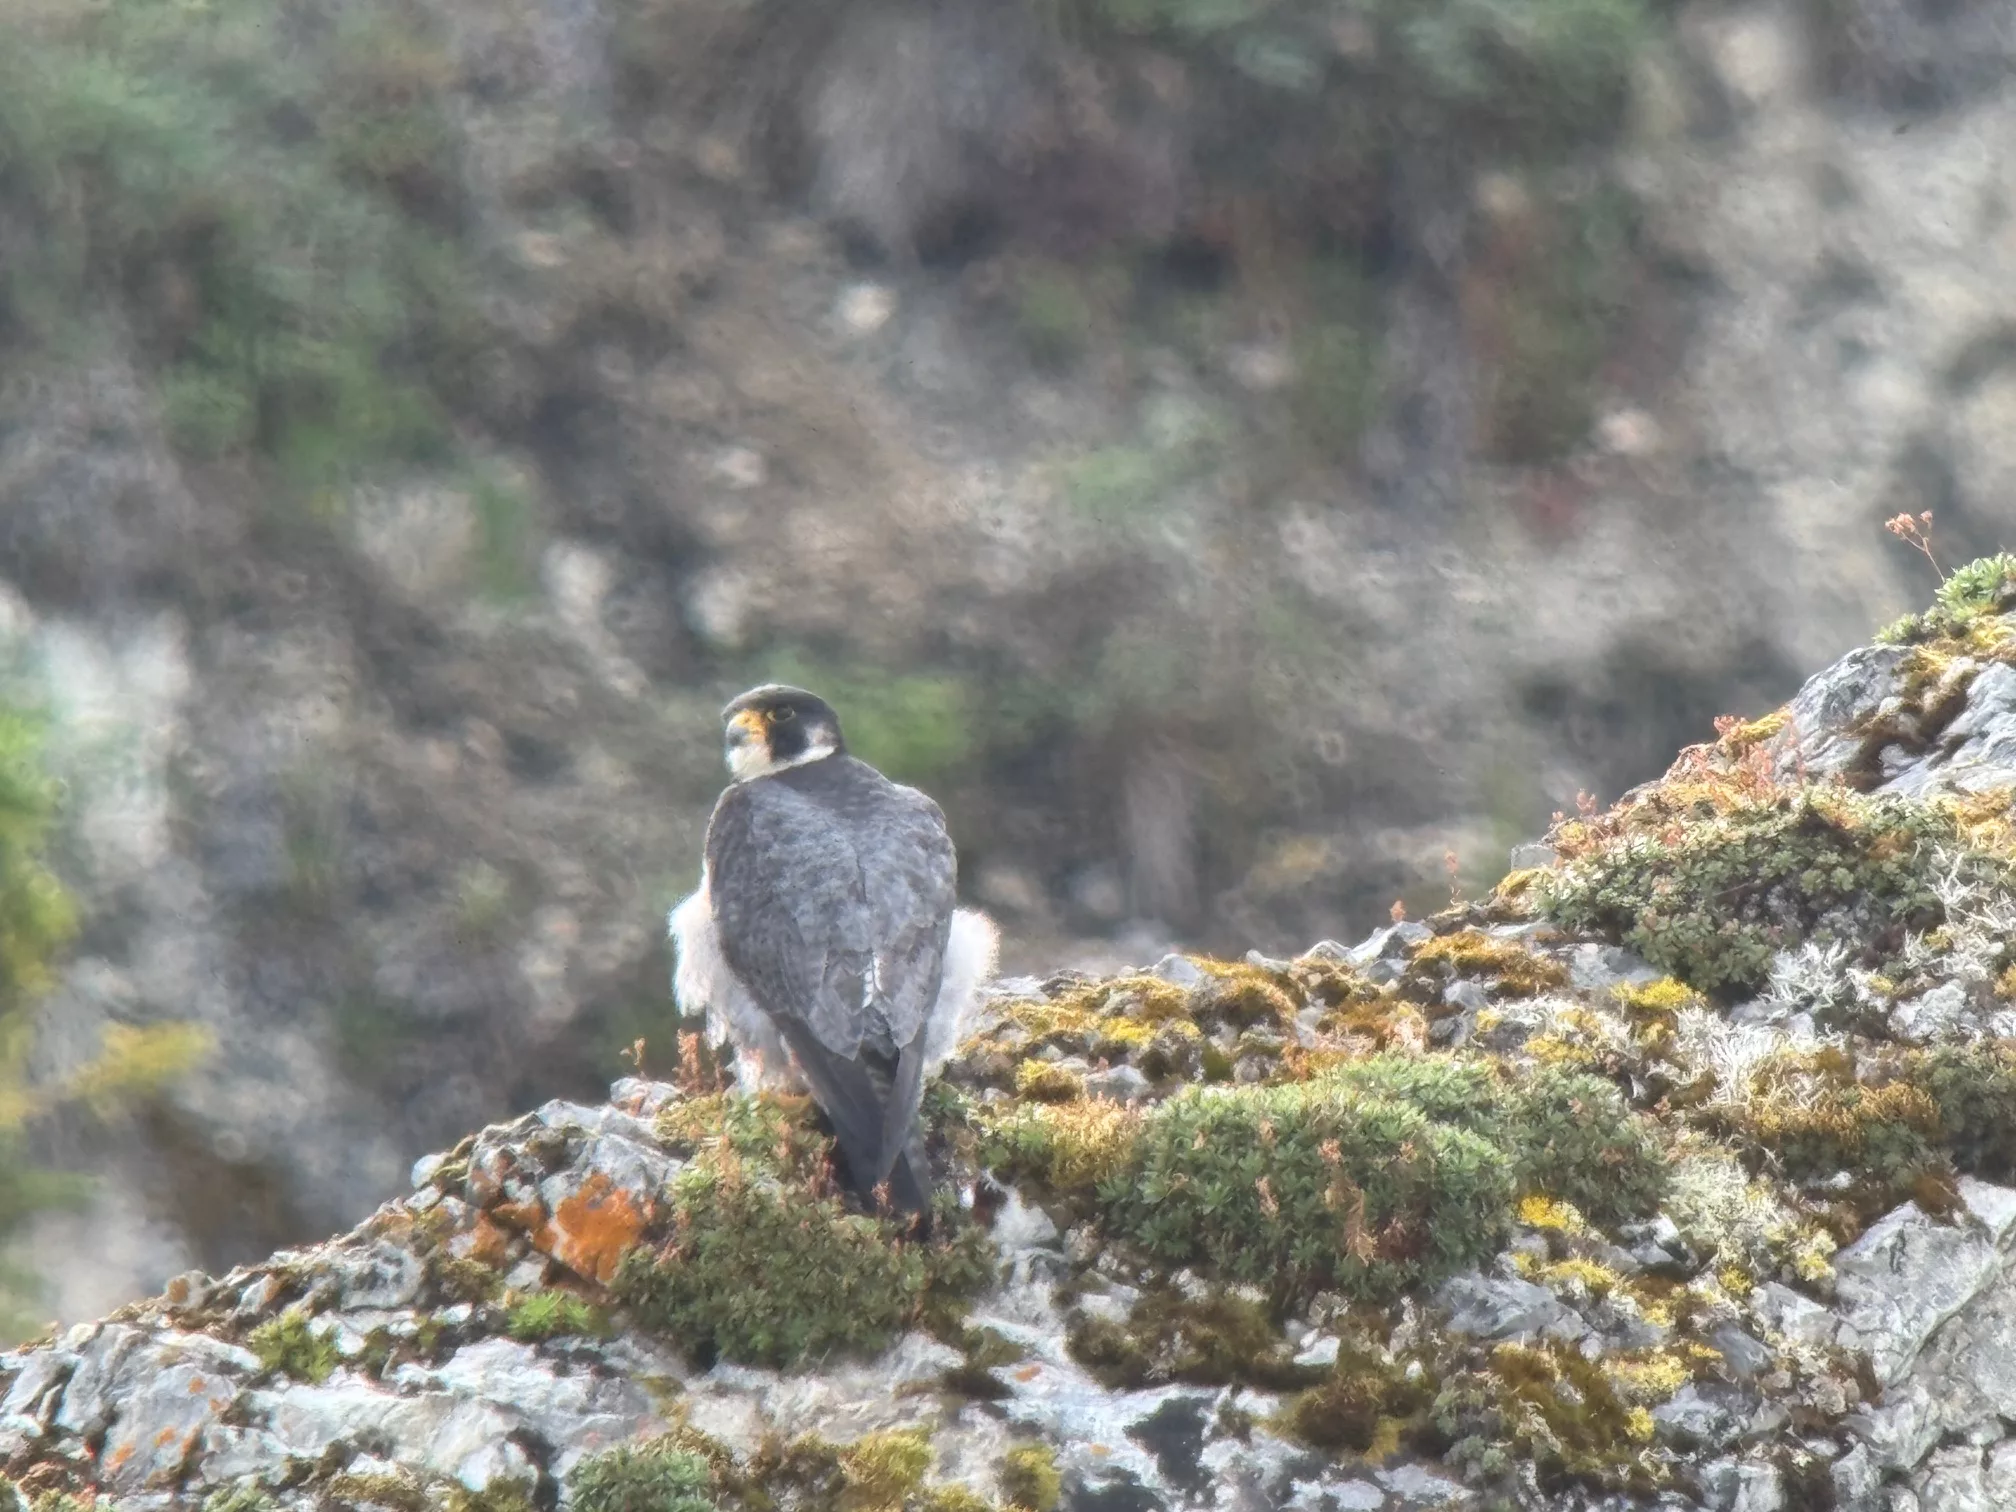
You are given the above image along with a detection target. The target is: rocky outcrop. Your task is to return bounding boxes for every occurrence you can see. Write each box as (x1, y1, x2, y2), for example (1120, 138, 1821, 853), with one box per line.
(6, 573, 2016, 1512)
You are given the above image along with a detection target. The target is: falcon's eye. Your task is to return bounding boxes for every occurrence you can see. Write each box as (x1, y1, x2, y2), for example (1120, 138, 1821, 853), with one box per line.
(768, 706, 796, 724)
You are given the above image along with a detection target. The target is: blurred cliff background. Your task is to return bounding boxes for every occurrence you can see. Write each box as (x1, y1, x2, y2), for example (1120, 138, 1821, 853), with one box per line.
(0, 0, 2010, 1336)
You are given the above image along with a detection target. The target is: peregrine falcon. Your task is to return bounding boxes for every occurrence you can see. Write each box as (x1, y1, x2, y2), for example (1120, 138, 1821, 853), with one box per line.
(668, 684, 998, 1216)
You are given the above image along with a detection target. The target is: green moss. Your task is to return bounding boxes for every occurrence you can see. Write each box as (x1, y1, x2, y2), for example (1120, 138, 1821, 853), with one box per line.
(1098, 1071, 1516, 1303)
(1070, 1289, 1318, 1390)
(1314, 1056, 1666, 1227)
(839, 1430, 933, 1512)
(428, 1252, 504, 1305)
(248, 1308, 341, 1383)
(985, 1097, 1143, 1196)
(442, 1480, 539, 1512)
(1541, 789, 1982, 996)
(615, 1101, 995, 1368)
(567, 1440, 716, 1512)
(1713, 1048, 1941, 1200)
(1499, 1064, 1668, 1227)
(997, 1445, 1061, 1512)
(504, 1288, 611, 1343)
(1410, 930, 1570, 998)
(1435, 1341, 1667, 1492)
(1280, 1341, 1434, 1457)
(321, 1470, 428, 1512)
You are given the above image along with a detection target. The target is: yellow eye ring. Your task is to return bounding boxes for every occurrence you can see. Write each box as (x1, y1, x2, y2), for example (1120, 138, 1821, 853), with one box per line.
(768, 706, 796, 724)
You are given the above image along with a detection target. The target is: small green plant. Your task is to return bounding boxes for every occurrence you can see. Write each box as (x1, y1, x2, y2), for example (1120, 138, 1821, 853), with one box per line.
(1915, 1042, 2016, 1179)
(505, 1289, 611, 1343)
(567, 1440, 716, 1512)
(1876, 551, 2016, 644)
(997, 1444, 1062, 1512)
(248, 1308, 341, 1383)
(616, 1094, 995, 1368)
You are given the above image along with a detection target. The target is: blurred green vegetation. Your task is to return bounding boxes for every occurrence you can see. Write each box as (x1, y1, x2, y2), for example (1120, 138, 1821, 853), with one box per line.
(0, 0, 488, 499)
(0, 695, 213, 1341)
(755, 653, 980, 787)
(1056, 0, 1650, 156)
(0, 701, 83, 1339)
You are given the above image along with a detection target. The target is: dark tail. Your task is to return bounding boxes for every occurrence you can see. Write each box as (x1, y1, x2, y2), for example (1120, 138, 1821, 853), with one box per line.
(775, 1020, 935, 1220)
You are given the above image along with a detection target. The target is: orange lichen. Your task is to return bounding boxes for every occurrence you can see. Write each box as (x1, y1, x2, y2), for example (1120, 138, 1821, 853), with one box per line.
(544, 1174, 657, 1285)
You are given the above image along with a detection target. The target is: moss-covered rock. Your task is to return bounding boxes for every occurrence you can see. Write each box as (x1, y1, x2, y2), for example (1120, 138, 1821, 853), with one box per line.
(1539, 786, 1990, 997)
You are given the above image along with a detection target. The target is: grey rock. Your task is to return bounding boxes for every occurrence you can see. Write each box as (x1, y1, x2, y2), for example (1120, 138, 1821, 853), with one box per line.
(1507, 842, 1558, 871)
(1694, 1459, 1741, 1512)
(1566, 943, 1660, 992)
(1083, 1063, 1154, 1103)
(1293, 1335, 1340, 1369)
(1752, 1282, 1835, 1348)
(1849, 1227, 2016, 1467)
(1651, 1383, 1743, 1450)
(534, 1097, 661, 1148)
(0, 1348, 76, 1428)
(99, 1359, 242, 1491)
(1915, 1444, 1990, 1512)
(1440, 979, 1490, 1014)
(608, 1077, 681, 1119)
(1732, 1461, 1785, 1512)
(411, 1152, 449, 1189)
(1344, 923, 1431, 969)
(1833, 1178, 2016, 1385)
(1435, 1272, 1577, 1342)
(1833, 1443, 1882, 1512)
(1890, 981, 1973, 1045)
(1773, 645, 1909, 782)
(1708, 1324, 1774, 1380)
(1150, 954, 1205, 988)
(330, 1239, 426, 1311)
(52, 1324, 146, 1437)
(1376, 1462, 1475, 1507)
(248, 1378, 539, 1490)
(391, 1336, 666, 1478)
(1880, 661, 2016, 799)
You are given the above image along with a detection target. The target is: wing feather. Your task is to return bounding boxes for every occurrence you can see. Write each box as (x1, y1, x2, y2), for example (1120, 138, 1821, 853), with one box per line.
(704, 757, 957, 1202)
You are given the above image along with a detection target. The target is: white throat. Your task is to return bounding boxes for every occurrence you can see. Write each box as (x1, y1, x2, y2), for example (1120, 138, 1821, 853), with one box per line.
(728, 737, 839, 783)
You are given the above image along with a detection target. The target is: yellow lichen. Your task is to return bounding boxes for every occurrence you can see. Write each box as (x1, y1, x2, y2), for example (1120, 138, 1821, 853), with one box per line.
(1714, 711, 1787, 755)
(989, 1098, 1141, 1192)
(1517, 1195, 1591, 1235)
(1412, 930, 1569, 998)
(838, 1430, 933, 1512)
(1014, 1060, 1085, 1103)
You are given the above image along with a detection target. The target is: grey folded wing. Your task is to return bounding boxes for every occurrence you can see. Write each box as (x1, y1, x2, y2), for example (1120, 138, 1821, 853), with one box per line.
(705, 775, 957, 1184)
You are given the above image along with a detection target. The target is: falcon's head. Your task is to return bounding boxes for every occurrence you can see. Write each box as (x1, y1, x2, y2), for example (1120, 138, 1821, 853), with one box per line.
(720, 684, 845, 782)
